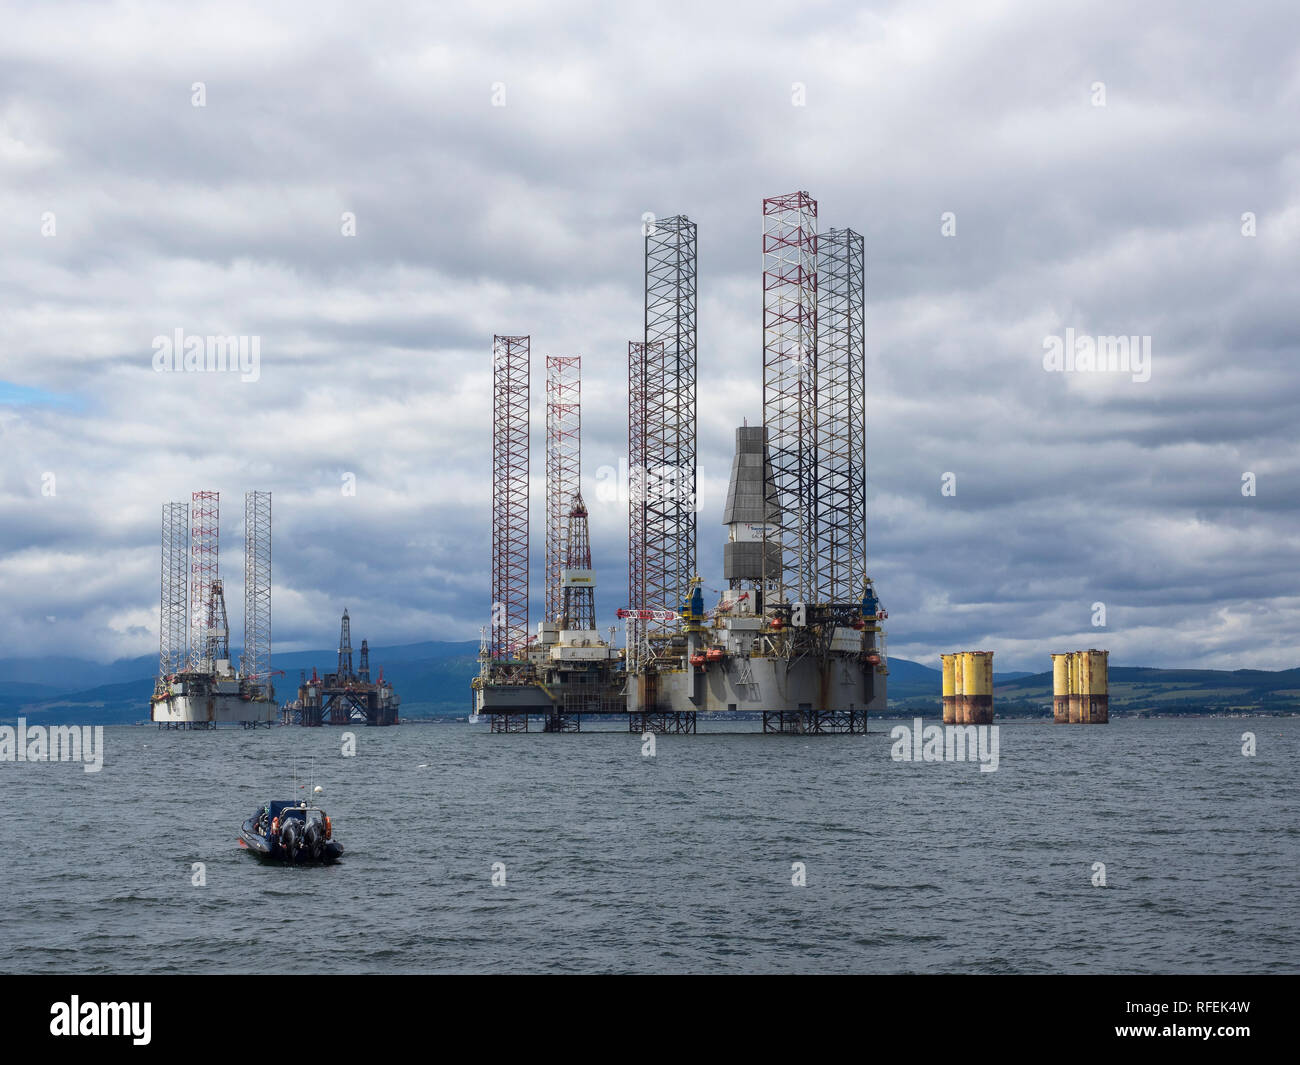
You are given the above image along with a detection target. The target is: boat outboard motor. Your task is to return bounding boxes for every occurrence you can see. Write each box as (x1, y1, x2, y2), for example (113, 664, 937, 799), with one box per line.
(303, 820, 325, 861)
(280, 819, 301, 860)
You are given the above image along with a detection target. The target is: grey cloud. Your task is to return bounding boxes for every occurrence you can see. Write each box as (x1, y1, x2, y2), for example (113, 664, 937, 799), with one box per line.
(0, 0, 1296, 671)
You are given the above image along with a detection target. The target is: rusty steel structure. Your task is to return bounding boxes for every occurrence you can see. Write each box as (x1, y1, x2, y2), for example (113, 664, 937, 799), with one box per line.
(188, 491, 220, 670)
(491, 334, 530, 659)
(640, 215, 698, 626)
(545, 355, 581, 627)
(762, 191, 819, 606)
(241, 490, 272, 693)
(815, 227, 866, 604)
(159, 501, 189, 679)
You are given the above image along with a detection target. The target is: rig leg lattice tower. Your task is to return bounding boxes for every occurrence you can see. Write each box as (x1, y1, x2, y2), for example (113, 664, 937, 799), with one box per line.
(241, 490, 271, 694)
(641, 214, 698, 629)
(491, 335, 530, 660)
(761, 192, 819, 606)
(815, 227, 866, 604)
(159, 501, 189, 680)
(545, 356, 581, 629)
(627, 340, 651, 663)
(188, 491, 219, 671)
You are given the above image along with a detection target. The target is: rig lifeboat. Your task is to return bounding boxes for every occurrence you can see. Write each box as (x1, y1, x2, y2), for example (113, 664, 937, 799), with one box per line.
(689, 652, 707, 668)
(864, 652, 882, 666)
(705, 647, 724, 662)
(768, 617, 784, 631)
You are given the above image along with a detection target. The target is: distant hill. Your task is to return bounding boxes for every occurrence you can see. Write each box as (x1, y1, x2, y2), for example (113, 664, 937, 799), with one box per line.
(2, 646, 1296, 724)
(0, 640, 483, 725)
(13, 679, 161, 726)
(0, 655, 156, 693)
(882, 659, 1031, 702)
(987, 666, 1300, 716)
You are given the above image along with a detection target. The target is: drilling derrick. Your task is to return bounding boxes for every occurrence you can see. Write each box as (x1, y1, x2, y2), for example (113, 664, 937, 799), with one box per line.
(545, 355, 581, 628)
(188, 491, 220, 671)
(203, 579, 230, 666)
(241, 490, 271, 696)
(491, 335, 530, 660)
(722, 426, 782, 598)
(560, 494, 596, 631)
(337, 608, 354, 681)
(762, 192, 819, 606)
(815, 228, 866, 605)
(159, 502, 189, 683)
(359, 639, 371, 682)
(641, 215, 697, 627)
(544, 489, 618, 731)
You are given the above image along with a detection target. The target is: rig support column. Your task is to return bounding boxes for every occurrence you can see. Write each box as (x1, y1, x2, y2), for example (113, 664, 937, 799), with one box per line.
(1081, 649, 1109, 723)
(641, 215, 698, 629)
(815, 226, 865, 604)
(628, 340, 650, 657)
(941, 653, 956, 724)
(1051, 653, 1070, 723)
(1068, 652, 1083, 723)
(159, 502, 189, 680)
(967, 650, 994, 724)
(762, 191, 819, 606)
(545, 355, 581, 628)
(491, 335, 531, 660)
(242, 490, 271, 695)
(188, 491, 219, 671)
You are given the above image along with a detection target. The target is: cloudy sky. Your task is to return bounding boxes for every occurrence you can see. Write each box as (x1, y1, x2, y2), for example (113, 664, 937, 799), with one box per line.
(1, 0, 1297, 671)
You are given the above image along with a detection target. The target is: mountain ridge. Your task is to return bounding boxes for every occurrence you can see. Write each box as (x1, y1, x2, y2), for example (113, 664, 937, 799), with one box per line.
(2, 644, 1296, 724)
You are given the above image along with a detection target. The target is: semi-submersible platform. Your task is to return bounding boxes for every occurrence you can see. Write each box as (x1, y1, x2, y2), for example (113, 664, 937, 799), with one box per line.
(474, 191, 888, 733)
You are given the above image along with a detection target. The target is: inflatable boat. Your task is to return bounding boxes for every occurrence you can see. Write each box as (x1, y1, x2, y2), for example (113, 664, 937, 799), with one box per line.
(239, 799, 344, 863)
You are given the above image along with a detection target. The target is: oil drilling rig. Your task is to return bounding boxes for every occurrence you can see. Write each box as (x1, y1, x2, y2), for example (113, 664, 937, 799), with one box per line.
(289, 608, 401, 726)
(472, 349, 621, 731)
(474, 191, 887, 733)
(151, 490, 277, 728)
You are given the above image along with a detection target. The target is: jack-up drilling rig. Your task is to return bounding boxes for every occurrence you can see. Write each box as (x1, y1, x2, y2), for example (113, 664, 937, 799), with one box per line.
(151, 490, 278, 728)
(474, 191, 887, 733)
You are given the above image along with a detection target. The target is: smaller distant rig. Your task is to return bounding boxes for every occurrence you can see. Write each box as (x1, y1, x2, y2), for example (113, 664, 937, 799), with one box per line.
(474, 191, 889, 733)
(283, 608, 401, 726)
(151, 490, 276, 729)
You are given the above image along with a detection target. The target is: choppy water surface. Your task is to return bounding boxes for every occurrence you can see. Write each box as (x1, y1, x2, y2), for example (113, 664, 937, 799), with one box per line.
(0, 718, 1295, 973)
